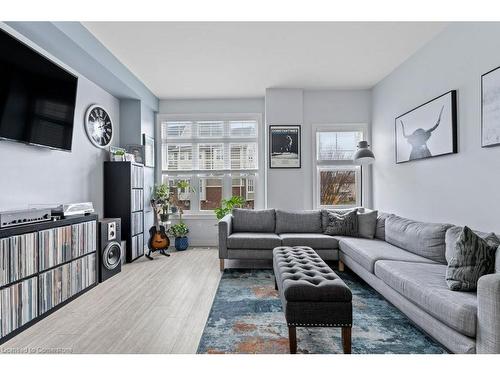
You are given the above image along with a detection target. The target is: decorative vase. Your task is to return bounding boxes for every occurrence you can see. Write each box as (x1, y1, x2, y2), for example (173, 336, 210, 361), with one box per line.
(175, 236, 189, 251)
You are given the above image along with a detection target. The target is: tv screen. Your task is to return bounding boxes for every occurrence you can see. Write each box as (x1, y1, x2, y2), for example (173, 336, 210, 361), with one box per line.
(0, 29, 78, 151)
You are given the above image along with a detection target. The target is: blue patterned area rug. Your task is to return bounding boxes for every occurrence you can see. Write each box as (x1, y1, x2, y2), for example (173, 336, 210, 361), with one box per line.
(197, 269, 447, 354)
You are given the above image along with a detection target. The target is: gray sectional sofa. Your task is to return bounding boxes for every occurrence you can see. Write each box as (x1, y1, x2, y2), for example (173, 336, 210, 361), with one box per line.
(218, 208, 500, 354)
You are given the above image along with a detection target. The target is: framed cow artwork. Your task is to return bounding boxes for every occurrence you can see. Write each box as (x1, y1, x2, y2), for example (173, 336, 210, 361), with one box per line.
(269, 125, 301, 168)
(395, 90, 457, 164)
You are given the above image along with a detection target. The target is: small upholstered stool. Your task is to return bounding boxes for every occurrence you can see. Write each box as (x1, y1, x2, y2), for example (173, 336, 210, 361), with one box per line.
(272, 246, 353, 354)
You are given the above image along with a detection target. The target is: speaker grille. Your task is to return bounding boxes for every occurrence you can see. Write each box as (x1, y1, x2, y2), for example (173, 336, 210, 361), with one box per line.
(103, 242, 122, 270)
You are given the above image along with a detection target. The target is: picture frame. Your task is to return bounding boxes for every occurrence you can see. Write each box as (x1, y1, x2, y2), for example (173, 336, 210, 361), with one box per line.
(142, 133, 155, 168)
(269, 125, 301, 168)
(125, 144, 144, 164)
(481, 65, 500, 147)
(395, 90, 457, 164)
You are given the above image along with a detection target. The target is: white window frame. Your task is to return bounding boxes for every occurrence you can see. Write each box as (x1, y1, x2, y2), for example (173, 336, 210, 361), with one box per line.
(157, 113, 263, 216)
(312, 123, 369, 209)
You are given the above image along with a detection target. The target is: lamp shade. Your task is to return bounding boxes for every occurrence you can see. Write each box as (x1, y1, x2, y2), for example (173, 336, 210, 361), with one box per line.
(353, 140, 375, 165)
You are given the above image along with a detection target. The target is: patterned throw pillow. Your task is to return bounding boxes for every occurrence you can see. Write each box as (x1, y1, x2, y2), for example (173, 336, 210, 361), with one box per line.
(446, 226, 498, 291)
(324, 209, 358, 237)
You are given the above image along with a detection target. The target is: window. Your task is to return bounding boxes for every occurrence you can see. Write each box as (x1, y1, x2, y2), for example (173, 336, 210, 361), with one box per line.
(199, 177, 223, 210)
(163, 176, 192, 211)
(319, 167, 360, 207)
(159, 114, 261, 214)
(164, 144, 193, 170)
(198, 143, 224, 170)
(232, 175, 255, 209)
(313, 125, 366, 209)
(317, 131, 363, 161)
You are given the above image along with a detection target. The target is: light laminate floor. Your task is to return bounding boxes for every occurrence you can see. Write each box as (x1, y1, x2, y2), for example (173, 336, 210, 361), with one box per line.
(0, 247, 222, 354)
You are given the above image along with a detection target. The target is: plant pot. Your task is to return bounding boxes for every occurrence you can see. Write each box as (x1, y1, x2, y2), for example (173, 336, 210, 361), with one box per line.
(160, 213, 170, 222)
(175, 236, 189, 251)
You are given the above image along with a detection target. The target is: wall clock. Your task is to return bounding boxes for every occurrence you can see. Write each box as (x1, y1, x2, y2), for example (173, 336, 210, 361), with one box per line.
(85, 104, 114, 148)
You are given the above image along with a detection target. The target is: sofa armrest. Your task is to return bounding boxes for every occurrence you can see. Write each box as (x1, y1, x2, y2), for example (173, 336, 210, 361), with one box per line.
(477, 272, 500, 353)
(218, 214, 233, 259)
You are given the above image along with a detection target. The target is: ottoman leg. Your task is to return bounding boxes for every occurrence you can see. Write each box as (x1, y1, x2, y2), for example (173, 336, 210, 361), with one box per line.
(219, 259, 225, 272)
(341, 327, 351, 354)
(288, 326, 297, 354)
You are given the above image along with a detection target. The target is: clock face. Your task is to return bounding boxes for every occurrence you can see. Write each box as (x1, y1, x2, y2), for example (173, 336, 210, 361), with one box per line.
(85, 105, 113, 148)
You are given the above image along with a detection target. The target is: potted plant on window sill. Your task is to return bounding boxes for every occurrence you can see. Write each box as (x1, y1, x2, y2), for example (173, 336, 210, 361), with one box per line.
(168, 222, 190, 251)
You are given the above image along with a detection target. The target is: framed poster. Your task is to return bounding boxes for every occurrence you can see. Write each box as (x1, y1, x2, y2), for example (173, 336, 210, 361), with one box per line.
(269, 125, 301, 168)
(125, 144, 144, 164)
(482, 66, 500, 147)
(143, 134, 155, 168)
(395, 90, 457, 164)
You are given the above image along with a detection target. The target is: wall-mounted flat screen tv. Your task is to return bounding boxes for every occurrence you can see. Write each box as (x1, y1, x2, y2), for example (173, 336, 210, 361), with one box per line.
(0, 28, 78, 151)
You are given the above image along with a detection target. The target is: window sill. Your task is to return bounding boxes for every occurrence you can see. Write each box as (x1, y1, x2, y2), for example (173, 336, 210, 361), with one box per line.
(171, 213, 218, 220)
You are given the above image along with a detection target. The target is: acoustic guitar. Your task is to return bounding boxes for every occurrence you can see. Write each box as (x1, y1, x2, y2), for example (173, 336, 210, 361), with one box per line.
(146, 204, 170, 259)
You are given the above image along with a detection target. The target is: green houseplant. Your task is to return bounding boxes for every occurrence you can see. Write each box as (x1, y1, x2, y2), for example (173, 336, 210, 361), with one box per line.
(151, 184, 171, 222)
(168, 222, 190, 251)
(214, 196, 246, 220)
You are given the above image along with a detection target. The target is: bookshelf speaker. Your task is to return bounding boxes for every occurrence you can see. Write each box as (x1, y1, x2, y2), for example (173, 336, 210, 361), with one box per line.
(98, 218, 122, 282)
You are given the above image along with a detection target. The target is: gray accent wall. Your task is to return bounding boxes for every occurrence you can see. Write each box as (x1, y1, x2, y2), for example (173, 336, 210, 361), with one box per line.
(372, 23, 500, 233)
(0, 22, 158, 235)
(0, 26, 120, 216)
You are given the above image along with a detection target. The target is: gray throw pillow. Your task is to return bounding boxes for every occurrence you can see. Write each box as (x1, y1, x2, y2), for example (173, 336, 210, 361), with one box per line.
(324, 209, 358, 237)
(446, 226, 498, 291)
(358, 210, 378, 239)
(375, 212, 393, 240)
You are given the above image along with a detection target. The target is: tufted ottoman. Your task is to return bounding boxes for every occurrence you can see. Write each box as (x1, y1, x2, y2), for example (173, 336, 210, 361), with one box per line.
(273, 246, 352, 354)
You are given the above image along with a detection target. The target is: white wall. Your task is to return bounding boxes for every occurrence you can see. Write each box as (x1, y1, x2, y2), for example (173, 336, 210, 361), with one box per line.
(372, 23, 500, 233)
(266, 88, 372, 210)
(158, 98, 265, 246)
(0, 27, 120, 218)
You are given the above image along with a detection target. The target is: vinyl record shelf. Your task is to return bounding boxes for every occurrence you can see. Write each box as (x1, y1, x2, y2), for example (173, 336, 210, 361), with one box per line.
(104, 161, 145, 262)
(0, 214, 98, 345)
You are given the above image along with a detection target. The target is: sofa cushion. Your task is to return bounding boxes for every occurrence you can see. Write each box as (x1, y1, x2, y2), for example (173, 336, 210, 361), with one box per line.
(385, 215, 452, 263)
(321, 208, 360, 232)
(375, 212, 393, 241)
(279, 233, 339, 249)
(446, 226, 498, 291)
(358, 209, 378, 239)
(374, 260, 477, 337)
(324, 209, 358, 236)
(275, 210, 322, 234)
(338, 237, 436, 273)
(445, 225, 500, 268)
(232, 208, 275, 233)
(227, 232, 281, 250)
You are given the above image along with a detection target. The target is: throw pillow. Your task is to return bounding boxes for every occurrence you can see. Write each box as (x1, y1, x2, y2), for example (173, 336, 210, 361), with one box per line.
(358, 209, 378, 239)
(324, 209, 358, 237)
(446, 226, 498, 291)
(375, 212, 393, 241)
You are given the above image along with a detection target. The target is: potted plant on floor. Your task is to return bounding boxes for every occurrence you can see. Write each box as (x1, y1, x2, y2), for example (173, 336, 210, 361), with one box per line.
(168, 222, 190, 251)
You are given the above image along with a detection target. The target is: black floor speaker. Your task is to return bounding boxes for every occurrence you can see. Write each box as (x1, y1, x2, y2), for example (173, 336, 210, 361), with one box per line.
(98, 218, 122, 282)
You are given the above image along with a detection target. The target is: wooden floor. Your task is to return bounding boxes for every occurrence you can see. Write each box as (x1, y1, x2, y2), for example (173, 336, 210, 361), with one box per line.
(0, 248, 222, 354)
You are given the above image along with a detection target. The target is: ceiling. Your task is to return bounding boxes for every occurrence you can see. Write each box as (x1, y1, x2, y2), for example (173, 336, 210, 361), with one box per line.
(83, 22, 448, 99)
